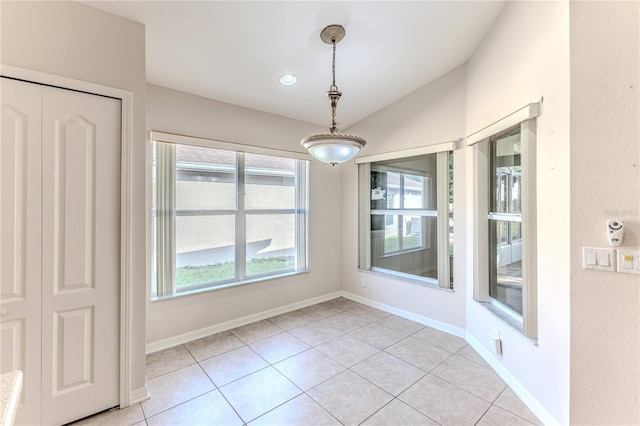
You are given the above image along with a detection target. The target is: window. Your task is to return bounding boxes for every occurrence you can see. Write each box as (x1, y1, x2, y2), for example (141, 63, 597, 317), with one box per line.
(357, 143, 454, 289)
(488, 128, 523, 315)
(471, 103, 538, 338)
(151, 133, 309, 298)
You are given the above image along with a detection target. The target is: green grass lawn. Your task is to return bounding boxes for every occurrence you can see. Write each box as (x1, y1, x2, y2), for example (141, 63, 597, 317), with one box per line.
(176, 256, 295, 287)
(384, 235, 421, 252)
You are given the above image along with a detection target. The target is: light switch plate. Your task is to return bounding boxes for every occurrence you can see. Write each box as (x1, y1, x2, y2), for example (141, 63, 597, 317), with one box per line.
(617, 250, 640, 275)
(583, 247, 615, 272)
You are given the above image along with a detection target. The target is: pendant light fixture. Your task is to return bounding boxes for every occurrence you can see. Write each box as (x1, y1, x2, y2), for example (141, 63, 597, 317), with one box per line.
(301, 24, 366, 166)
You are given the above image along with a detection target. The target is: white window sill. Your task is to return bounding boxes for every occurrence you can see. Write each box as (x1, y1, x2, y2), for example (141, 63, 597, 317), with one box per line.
(474, 299, 538, 345)
(358, 268, 453, 291)
(150, 269, 310, 302)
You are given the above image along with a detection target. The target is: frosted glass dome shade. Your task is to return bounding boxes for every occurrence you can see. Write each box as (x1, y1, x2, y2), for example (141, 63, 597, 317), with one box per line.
(301, 133, 366, 165)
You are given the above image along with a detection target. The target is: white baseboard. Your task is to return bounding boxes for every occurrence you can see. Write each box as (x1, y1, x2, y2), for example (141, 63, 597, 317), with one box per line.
(465, 333, 559, 426)
(340, 291, 466, 338)
(146, 291, 342, 354)
(342, 291, 557, 424)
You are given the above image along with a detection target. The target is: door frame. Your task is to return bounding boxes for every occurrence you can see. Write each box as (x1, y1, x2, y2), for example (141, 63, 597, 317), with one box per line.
(0, 64, 139, 408)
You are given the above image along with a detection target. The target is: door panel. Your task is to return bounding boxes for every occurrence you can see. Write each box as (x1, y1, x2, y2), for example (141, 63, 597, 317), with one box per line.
(41, 86, 121, 425)
(53, 307, 94, 394)
(51, 114, 97, 294)
(0, 78, 43, 426)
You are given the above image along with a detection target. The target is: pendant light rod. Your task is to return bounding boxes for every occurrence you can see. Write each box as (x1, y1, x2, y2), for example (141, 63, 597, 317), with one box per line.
(301, 24, 366, 166)
(323, 25, 344, 135)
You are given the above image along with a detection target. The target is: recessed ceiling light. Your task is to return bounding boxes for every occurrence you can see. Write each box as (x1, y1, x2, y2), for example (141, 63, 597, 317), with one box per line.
(279, 74, 298, 86)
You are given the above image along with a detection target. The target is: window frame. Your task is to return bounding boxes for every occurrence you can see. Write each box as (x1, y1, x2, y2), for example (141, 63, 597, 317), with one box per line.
(150, 131, 310, 299)
(357, 142, 455, 289)
(470, 105, 538, 338)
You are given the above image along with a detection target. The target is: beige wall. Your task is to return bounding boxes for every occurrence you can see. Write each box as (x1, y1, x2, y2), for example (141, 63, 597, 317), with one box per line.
(342, 2, 572, 423)
(0, 0, 148, 400)
(146, 84, 344, 345)
(570, 2, 640, 424)
(465, 2, 571, 423)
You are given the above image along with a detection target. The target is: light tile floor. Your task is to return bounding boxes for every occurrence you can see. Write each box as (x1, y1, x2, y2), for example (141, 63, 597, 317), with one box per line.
(73, 298, 541, 426)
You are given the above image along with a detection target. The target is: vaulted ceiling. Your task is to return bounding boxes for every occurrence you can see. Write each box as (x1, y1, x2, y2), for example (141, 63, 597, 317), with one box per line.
(84, 1, 505, 128)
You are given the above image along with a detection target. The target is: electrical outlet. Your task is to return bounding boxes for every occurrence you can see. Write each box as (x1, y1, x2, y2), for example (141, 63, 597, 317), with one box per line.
(617, 250, 640, 275)
(491, 332, 502, 355)
(360, 278, 366, 288)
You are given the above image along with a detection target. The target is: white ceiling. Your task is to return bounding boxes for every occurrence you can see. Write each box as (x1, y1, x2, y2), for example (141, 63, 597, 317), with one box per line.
(83, 1, 505, 129)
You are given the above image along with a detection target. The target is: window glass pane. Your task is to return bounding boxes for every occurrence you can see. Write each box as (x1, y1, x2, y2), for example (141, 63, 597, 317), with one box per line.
(175, 145, 236, 210)
(385, 172, 401, 209)
(489, 219, 523, 315)
(490, 132, 521, 214)
(402, 216, 425, 250)
(371, 153, 437, 211)
(381, 214, 400, 253)
(372, 215, 437, 279)
(246, 213, 296, 276)
(245, 153, 296, 210)
(511, 221, 522, 241)
(403, 174, 425, 209)
(511, 174, 521, 213)
(489, 127, 523, 315)
(175, 215, 236, 288)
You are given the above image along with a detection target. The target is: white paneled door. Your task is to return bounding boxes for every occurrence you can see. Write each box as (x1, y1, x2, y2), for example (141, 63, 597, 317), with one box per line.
(1, 77, 43, 426)
(0, 77, 121, 425)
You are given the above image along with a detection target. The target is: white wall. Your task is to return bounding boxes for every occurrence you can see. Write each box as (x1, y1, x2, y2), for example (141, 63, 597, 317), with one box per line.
(146, 84, 344, 345)
(569, 2, 640, 424)
(465, 2, 571, 424)
(0, 0, 148, 401)
(341, 65, 468, 331)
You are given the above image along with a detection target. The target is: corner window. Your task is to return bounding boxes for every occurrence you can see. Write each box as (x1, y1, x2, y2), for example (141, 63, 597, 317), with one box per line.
(358, 144, 454, 289)
(151, 134, 309, 299)
(471, 109, 538, 338)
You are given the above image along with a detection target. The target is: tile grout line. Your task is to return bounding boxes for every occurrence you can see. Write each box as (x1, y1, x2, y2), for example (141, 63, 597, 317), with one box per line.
(136, 299, 537, 426)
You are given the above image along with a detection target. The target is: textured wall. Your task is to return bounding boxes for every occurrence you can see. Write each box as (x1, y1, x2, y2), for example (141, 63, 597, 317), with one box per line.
(465, 2, 571, 423)
(569, 2, 640, 424)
